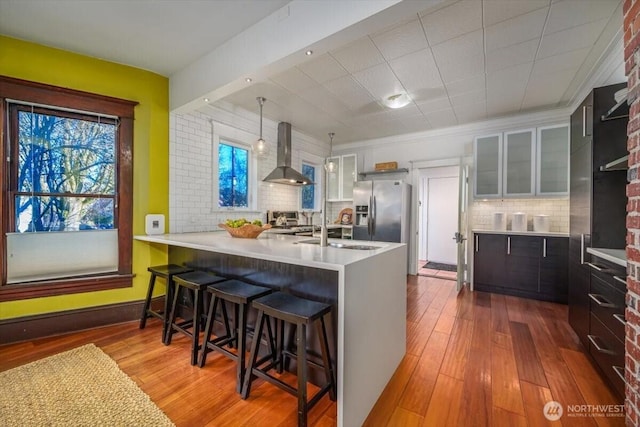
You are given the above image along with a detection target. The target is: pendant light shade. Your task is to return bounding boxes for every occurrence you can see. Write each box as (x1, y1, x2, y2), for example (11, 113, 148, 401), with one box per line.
(252, 97, 269, 158)
(326, 132, 335, 172)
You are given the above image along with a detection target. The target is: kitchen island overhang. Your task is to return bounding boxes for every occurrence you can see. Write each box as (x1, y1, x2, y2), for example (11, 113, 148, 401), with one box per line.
(134, 232, 407, 427)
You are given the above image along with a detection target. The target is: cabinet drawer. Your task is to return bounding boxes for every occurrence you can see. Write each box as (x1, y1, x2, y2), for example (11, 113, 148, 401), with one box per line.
(589, 273, 626, 339)
(588, 313, 625, 399)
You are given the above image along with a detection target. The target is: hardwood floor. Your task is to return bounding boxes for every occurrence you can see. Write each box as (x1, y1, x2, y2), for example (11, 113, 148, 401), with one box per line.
(0, 275, 624, 426)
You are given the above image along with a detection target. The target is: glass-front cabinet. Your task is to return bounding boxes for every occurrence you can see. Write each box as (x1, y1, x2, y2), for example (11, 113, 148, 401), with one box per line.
(537, 125, 569, 196)
(504, 129, 535, 197)
(474, 125, 569, 199)
(474, 134, 502, 198)
(327, 154, 357, 201)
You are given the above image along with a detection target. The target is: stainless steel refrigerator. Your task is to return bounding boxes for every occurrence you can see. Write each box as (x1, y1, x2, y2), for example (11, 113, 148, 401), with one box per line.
(352, 180, 411, 243)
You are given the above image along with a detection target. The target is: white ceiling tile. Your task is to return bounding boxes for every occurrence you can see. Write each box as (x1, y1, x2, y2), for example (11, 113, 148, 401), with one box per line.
(270, 67, 318, 94)
(352, 62, 405, 101)
(322, 75, 379, 111)
(445, 74, 486, 96)
(415, 96, 453, 114)
(421, 0, 482, 46)
(522, 68, 576, 109)
(545, 0, 619, 34)
(431, 30, 485, 83)
(485, 7, 548, 51)
(537, 19, 606, 59)
(388, 48, 444, 93)
(487, 62, 533, 94)
(450, 89, 486, 107)
(454, 102, 487, 123)
(297, 53, 349, 84)
(297, 86, 350, 116)
(487, 97, 525, 117)
(483, 0, 550, 27)
(486, 38, 539, 72)
(531, 47, 590, 77)
(371, 19, 429, 61)
(330, 36, 386, 74)
(425, 108, 458, 128)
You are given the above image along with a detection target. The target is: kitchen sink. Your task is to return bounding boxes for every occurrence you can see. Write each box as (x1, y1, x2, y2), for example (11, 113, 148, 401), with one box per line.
(295, 239, 379, 250)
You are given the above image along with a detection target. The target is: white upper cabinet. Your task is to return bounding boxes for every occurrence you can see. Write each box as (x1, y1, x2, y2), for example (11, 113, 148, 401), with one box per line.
(474, 124, 569, 199)
(504, 129, 536, 197)
(328, 154, 357, 201)
(474, 134, 502, 198)
(537, 125, 569, 196)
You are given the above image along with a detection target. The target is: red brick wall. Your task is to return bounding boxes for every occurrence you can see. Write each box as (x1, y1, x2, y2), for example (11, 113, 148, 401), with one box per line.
(625, 1, 640, 426)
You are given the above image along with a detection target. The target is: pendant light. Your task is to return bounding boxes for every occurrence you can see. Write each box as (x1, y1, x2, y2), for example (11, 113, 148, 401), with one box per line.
(326, 132, 335, 172)
(252, 97, 269, 158)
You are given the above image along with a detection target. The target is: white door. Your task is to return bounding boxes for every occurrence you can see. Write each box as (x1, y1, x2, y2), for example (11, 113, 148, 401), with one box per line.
(426, 175, 459, 265)
(456, 163, 470, 293)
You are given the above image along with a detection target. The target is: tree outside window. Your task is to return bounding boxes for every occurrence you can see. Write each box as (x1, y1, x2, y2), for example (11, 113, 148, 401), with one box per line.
(218, 141, 248, 208)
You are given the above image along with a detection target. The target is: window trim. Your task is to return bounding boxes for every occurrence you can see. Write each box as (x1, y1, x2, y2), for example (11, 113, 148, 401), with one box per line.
(211, 122, 257, 212)
(0, 75, 137, 301)
(299, 152, 324, 212)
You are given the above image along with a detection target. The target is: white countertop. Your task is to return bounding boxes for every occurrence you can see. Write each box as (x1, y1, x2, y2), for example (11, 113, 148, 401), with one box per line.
(134, 231, 403, 271)
(586, 247, 627, 267)
(473, 229, 569, 237)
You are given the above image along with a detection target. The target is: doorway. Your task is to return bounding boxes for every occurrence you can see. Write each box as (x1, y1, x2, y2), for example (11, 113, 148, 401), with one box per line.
(418, 166, 459, 280)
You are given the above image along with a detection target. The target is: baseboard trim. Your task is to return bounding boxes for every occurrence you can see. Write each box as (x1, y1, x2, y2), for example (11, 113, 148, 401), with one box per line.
(0, 297, 164, 345)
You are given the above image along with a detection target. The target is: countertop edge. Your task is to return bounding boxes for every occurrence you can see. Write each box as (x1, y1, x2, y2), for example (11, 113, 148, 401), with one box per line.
(586, 247, 627, 267)
(472, 229, 569, 237)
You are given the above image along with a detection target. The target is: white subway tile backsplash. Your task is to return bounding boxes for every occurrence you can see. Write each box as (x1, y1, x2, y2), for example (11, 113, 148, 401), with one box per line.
(471, 198, 569, 233)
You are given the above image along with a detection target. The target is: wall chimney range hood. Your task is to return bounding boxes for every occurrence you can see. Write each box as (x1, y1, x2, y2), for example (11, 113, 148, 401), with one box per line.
(263, 122, 313, 186)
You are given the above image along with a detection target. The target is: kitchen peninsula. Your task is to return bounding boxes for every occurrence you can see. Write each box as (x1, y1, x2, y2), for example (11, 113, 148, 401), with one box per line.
(134, 231, 407, 427)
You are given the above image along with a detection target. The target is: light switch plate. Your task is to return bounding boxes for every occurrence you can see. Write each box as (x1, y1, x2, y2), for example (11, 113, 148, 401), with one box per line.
(145, 214, 165, 235)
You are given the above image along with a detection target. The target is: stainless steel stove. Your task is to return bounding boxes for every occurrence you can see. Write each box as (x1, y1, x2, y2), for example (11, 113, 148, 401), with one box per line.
(267, 211, 319, 236)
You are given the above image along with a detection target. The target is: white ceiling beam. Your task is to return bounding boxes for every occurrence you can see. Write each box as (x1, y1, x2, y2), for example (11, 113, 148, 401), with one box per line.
(169, 0, 445, 113)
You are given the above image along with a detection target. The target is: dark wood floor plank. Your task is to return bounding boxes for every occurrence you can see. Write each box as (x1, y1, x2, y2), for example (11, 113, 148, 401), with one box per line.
(439, 318, 473, 380)
(422, 373, 464, 427)
(510, 321, 549, 387)
(490, 293, 511, 334)
(492, 340, 526, 416)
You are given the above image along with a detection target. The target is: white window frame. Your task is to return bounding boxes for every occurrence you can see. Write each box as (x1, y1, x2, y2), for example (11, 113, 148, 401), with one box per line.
(299, 152, 324, 212)
(212, 122, 258, 212)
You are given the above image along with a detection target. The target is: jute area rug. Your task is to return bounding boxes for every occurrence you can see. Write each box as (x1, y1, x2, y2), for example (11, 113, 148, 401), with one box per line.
(0, 343, 174, 427)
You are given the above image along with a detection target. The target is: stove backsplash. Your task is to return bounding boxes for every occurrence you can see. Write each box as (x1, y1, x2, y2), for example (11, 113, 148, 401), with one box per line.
(471, 198, 569, 233)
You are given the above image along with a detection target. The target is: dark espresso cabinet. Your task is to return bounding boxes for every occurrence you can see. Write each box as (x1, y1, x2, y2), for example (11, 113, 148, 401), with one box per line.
(568, 83, 628, 349)
(473, 233, 568, 302)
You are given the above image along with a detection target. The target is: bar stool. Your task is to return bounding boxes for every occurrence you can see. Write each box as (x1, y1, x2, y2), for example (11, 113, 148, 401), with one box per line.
(139, 264, 193, 344)
(198, 280, 273, 393)
(241, 292, 336, 427)
(165, 270, 227, 365)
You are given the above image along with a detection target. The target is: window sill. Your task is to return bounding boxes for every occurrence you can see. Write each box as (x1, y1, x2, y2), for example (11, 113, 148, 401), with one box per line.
(0, 274, 134, 302)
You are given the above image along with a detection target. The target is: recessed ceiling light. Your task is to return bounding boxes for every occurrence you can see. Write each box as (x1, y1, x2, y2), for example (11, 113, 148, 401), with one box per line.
(383, 93, 411, 109)
(203, 97, 210, 103)
(305, 50, 313, 56)
(245, 77, 252, 83)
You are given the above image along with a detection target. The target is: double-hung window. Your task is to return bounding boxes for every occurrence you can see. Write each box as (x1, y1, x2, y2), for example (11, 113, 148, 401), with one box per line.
(300, 154, 323, 211)
(0, 76, 136, 301)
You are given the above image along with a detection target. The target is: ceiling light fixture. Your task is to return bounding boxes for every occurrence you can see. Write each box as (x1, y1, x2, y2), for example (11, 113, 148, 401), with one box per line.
(383, 93, 411, 109)
(203, 97, 210, 103)
(305, 50, 313, 56)
(252, 97, 269, 158)
(245, 77, 252, 83)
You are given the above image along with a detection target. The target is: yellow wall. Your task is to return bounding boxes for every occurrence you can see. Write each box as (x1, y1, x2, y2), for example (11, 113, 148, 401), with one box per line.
(0, 36, 169, 319)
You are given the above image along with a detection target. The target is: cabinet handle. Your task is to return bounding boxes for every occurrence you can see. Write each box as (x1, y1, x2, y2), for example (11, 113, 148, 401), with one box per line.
(613, 275, 627, 285)
(613, 366, 626, 382)
(582, 105, 587, 137)
(475, 235, 479, 252)
(507, 237, 511, 255)
(613, 313, 626, 325)
(586, 262, 602, 272)
(543, 238, 547, 258)
(587, 335, 616, 355)
(588, 293, 616, 308)
(580, 234, 585, 265)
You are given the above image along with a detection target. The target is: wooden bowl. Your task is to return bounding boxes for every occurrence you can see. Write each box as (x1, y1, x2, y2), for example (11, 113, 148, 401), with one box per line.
(218, 223, 272, 238)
